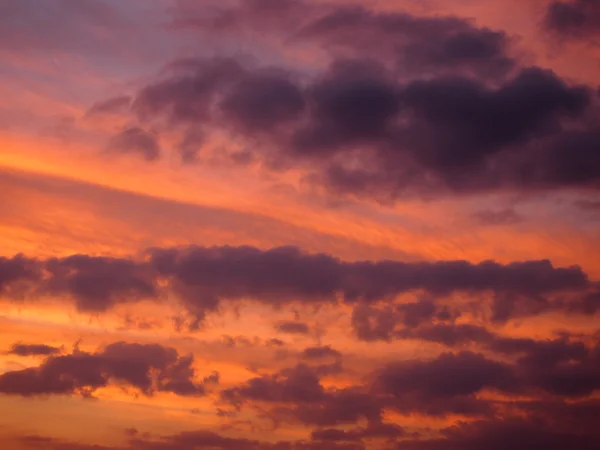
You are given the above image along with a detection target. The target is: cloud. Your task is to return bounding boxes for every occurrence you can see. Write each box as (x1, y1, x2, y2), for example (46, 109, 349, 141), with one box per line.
(267, 338, 286, 347)
(10, 398, 600, 450)
(7, 343, 62, 357)
(173, 1, 516, 79)
(43, 254, 157, 312)
(276, 321, 311, 334)
(0, 254, 40, 295)
(396, 323, 497, 346)
(4, 1, 600, 448)
(82, 0, 595, 202)
(301, 346, 341, 360)
(221, 363, 326, 405)
(148, 245, 591, 302)
(107, 127, 161, 161)
(544, 0, 600, 40)
(351, 301, 460, 341)
(118, 50, 598, 200)
(132, 57, 246, 124)
(377, 338, 600, 400)
(221, 353, 494, 422)
(85, 95, 132, 118)
(292, 388, 383, 427)
(394, 417, 600, 450)
(220, 69, 306, 133)
(0, 341, 210, 397)
(374, 351, 517, 416)
(317, 66, 595, 199)
(14, 428, 373, 450)
(311, 423, 404, 442)
(221, 363, 382, 426)
(1, 245, 597, 325)
(219, 340, 600, 426)
(296, 4, 515, 78)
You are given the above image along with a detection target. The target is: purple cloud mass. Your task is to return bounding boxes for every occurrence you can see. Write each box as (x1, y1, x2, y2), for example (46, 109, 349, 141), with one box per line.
(216, 342, 600, 426)
(544, 0, 600, 40)
(1, 245, 597, 325)
(99, 0, 600, 202)
(7, 343, 62, 357)
(0, 341, 211, 398)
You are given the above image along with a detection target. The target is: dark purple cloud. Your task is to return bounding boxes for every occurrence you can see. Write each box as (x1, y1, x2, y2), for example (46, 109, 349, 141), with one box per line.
(173, 1, 516, 79)
(118, 50, 598, 200)
(97, 0, 592, 201)
(394, 417, 600, 450)
(16, 429, 371, 450)
(1, 245, 597, 324)
(7, 343, 61, 357)
(297, 5, 515, 78)
(396, 323, 496, 346)
(318, 65, 595, 199)
(375, 351, 517, 402)
(220, 70, 306, 133)
(218, 340, 600, 428)
(276, 321, 311, 335)
(376, 338, 600, 400)
(221, 363, 326, 405)
(292, 388, 383, 427)
(132, 57, 246, 124)
(221, 354, 494, 421)
(0, 254, 40, 294)
(399, 68, 588, 163)
(544, 0, 600, 40)
(356, 320, 600, 399)
(11, 399, 600, 450)
(523, 342, 600, 397)
(221, 363, 381, 426)
(290, 60, 400, 154)
(350, 286, 593, 341)
(301, 345, 341, 360)
(0, 341, 210, 397)
(43, 254, 156, 312)
(150, 245, 591, 299)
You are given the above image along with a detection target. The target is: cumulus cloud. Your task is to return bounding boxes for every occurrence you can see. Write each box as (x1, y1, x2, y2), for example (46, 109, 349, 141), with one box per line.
(114, 51, 598, 200)
(108, 0, 599, 201)
(0, 341, 211, 397)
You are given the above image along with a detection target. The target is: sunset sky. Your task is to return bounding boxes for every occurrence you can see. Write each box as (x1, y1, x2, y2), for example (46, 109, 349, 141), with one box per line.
(1, 1, 599, 449)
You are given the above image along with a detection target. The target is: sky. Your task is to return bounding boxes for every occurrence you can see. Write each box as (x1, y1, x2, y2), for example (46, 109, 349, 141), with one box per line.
(0, 0, 599, 449)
